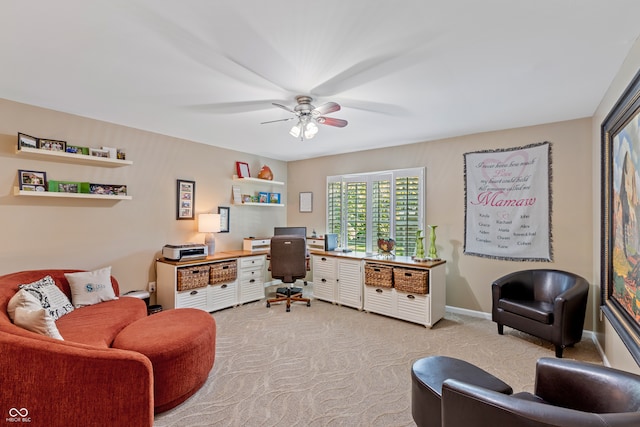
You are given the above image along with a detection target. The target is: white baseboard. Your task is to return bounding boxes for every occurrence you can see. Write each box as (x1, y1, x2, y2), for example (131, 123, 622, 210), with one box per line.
(445, 305, 491, 320)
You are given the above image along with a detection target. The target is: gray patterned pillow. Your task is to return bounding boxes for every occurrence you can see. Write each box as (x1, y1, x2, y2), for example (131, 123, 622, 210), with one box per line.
(19, 275, 74, 320)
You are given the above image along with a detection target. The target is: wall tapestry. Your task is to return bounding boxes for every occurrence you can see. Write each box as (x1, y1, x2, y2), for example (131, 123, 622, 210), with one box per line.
(464, 141, 552, 261)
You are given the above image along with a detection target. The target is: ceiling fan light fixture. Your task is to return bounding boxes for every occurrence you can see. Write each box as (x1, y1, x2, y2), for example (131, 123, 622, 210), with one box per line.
(304, 121, 318, 139)
(289, 123, 302, 138)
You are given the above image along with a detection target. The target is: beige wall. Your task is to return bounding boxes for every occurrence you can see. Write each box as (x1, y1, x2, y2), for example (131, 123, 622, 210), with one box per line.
(592, 38, 640, 373)
(0, 99, 286, 296)
(288, 119, 594, 320)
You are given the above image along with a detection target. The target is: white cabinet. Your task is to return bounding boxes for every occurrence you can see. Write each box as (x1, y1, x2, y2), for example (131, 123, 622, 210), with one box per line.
(311, 255, 362, 309)
(238, 255, 266, 304)
(156, 254, 267, 312)
(312, 255, 336, 302)
(363, 260, 445, 328)
(243, 238, 271, 253)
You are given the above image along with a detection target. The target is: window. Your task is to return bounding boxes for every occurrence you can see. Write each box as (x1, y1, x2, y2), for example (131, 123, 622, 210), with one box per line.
(327, 167, 424, 255)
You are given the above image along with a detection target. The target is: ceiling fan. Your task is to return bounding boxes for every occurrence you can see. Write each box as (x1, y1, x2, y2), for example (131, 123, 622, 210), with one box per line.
(261, 96, 348, 141)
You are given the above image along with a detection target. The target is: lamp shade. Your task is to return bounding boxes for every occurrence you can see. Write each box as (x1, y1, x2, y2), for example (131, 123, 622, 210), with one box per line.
(198, 213, 221, 233)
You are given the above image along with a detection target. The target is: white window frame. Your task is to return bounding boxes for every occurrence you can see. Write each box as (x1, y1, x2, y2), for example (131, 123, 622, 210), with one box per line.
(326, 167, 425, 253)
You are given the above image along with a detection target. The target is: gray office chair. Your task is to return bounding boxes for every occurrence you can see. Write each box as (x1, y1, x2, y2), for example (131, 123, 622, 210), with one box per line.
(266, 235, 310, 312)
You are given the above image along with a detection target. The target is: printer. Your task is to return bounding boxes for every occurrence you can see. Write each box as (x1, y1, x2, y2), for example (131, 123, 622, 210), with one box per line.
(162, 243, 208, 261)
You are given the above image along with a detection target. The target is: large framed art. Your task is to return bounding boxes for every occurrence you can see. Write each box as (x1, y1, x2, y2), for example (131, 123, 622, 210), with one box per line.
(601, 68, 640, 366)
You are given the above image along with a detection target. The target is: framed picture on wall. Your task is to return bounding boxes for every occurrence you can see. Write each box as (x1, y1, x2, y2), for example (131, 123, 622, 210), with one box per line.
(601, 66, 640, 366)
(299, 192, 313, 212)
(176, 179, 195, 220)
(218, 206, 230, 232)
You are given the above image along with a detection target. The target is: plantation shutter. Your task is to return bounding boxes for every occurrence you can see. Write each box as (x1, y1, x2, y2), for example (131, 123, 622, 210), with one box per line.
(394, 176, 421, 256)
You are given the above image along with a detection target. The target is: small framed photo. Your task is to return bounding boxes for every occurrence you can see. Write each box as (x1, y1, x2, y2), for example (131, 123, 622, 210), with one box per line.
(17, 133, 38, 150)
(299, 192, 313, 212)
(18, 169, 47, 191)
(90, 148, 109, 158)
(236, 161, 250, 178)
(269, 192, 281, 204)
(258, 192, 269, 203)
(38, 139, 66, 152)
(101, 146, 118, 158)
(218, 206, 230, 233)
(177, 179, 195, 220)
(241, 194, 252, 203)
(90, 183, 127, 196)
(66, 145, 89, 155)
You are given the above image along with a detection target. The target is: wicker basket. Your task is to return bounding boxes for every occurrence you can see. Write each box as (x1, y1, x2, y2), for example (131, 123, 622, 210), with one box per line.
(364, 263, 393, 288)
(177, 266, 210, 291)
(210, 260, 237, 285)
(393, 267, 429, 294)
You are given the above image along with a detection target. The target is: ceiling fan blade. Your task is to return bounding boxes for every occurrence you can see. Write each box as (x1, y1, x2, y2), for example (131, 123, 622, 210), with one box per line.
(316, 117, 348, 128)
(312, 102, 341, 116)
(272, 102, 297, 114)
(186, 100, 289, 114)
(261, 117, 296, 124)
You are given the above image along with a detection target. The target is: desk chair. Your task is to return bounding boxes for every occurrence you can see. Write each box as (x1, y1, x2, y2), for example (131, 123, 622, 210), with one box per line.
(266, 235, 311, 312)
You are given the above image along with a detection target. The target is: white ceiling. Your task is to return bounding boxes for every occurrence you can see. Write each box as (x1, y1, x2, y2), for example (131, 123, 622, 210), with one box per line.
(2, 1, 640, 161)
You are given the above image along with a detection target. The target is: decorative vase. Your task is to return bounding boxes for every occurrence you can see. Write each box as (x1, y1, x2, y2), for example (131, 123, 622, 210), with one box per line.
(415, 230, 425, 260)
(427, 225, 438, 260)
(257, 165, 273, 180)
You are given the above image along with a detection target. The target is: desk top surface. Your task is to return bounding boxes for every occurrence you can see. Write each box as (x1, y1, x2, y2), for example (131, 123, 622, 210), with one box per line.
(309, 250, 446, 268)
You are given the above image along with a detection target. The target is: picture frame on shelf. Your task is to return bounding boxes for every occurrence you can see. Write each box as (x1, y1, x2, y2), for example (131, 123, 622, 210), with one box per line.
(90, 183, 127, 196)
(89, 148, 109, 158)
(18, 169, 46, 191)
(218, 206, 230, 233)
(258, 192, 268, 203)
(269, 192, 281, 204)
(66, 145, 89, 155)
(38, 139, 66, 152)
(236, 161, 250, 178)
(17, 133, 38, 149)
(601, 66, 640, 365)
(176, 179, 195, 220)
(299, 191, 313, 212)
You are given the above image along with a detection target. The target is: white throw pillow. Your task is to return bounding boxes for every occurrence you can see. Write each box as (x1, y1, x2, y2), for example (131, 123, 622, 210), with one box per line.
(7, 289, 42, 321)
(19, 275, 74, 320)
(14, 306, 64, 340)
(65, 267, 118, 308)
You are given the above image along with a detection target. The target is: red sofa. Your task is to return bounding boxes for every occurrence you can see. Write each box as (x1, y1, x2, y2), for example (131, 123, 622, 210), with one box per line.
(0, 270, 154, 427)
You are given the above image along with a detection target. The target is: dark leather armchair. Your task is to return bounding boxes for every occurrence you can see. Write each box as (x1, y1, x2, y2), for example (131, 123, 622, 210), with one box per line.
(441, 357, 640, 427)
(266, 235, 310, 312)
(492, 269, 589, 357)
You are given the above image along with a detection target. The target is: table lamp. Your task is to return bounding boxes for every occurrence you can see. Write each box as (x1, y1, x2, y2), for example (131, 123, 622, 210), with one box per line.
(198, 213, 221, 254)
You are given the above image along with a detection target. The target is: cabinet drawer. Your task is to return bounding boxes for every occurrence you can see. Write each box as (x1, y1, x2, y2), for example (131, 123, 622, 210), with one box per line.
(240, 268, 263, 281)
(397, 292, 429, 324)
(313, 255, 336, 277)
(176, 287, 208, 310)
(208, 282, 237, 311)
(240, 256, 265, 269)
(364, 286, 394, 316)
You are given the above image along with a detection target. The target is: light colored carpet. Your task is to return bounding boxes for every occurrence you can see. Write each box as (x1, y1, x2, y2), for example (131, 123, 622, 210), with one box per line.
(154, 285, 602, 427)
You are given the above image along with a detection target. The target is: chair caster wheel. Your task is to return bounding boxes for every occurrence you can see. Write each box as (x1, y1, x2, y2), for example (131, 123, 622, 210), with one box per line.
(307, 302, 311, 307)
(266, 302, 270, 308)
(286, 307, 290, 312)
